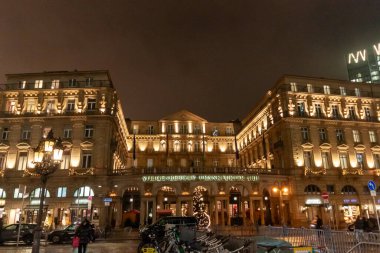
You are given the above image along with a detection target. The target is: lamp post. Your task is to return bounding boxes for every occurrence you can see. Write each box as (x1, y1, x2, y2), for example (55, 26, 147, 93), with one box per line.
(31, 130, 63, 253)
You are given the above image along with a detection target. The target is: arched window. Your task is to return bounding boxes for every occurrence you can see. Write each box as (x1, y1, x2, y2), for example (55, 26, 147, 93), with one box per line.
(304, 184, 321, 195)
(0, 188, 6, 198)
(73, 186, 94, 205)
(74, 186, 94, 197)
(30, 188, 51, 198)
(341, 185, 357, 195)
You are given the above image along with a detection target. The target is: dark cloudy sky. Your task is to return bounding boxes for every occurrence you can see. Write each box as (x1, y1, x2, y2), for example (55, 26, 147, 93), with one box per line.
(0, 0, 379, 122)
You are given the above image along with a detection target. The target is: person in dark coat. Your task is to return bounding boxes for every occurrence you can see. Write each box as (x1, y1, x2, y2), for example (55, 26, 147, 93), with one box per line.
(316, 215, 323, 229)
(75, 219, 92, 253)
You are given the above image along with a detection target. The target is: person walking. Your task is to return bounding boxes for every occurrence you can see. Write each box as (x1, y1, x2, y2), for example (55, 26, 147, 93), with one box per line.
(315, 215, 323, 229)
(75, 219, 92, 253)
(354, 216, 364, 242)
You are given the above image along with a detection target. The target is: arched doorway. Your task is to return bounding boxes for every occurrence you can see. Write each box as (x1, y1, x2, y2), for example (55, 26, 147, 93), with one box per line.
(193, 186, 210, 229)
(122, 187, 140, 228)
(157, 186, 176, 219)
(303, 184, 322, 225)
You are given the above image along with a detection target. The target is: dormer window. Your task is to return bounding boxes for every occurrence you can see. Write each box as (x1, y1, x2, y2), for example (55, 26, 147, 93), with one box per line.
(51, 80, 59, 89)
(19, 81, 26, 89)
(34, 80, 43, 89)
(68, 79, 77, 87)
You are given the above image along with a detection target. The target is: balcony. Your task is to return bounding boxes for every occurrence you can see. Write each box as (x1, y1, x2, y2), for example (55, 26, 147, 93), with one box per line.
(1, 80, 112, 90)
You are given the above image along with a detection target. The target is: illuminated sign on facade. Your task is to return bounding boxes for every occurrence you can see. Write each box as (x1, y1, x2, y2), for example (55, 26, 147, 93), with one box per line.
(142, 174, 259, 182)
(348, 43, 380, 64)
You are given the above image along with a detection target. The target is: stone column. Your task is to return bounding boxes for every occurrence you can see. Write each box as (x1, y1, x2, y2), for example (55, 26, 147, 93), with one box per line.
(260, 199, 265, 225)
(250, 198, 254, 224)
(176, 197, 181, 216)
(139, 198, 146, 226)
(227, 197, 231, 226)
(152, 197, 157, 223)
(221, 199, 225, 226)
(214, 199, 219, 225)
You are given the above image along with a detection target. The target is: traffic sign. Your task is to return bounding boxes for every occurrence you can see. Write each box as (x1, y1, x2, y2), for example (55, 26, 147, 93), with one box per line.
(368, 180, 376, 191)
(370, 190, 377, 197)
(323, 199, 329, 204)
(321, 192, 329, 200)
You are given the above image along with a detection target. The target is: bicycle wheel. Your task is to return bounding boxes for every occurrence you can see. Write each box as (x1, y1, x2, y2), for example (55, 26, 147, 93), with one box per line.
(139, 242, 160, 253)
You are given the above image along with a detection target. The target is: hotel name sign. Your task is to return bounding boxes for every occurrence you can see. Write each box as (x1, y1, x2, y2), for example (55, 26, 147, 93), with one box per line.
(142, 174, 259, 182)
(347, 42, 380, 64)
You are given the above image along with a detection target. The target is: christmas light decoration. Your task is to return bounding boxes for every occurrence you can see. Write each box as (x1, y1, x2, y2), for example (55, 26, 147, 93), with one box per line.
(193, 186, 210, 229)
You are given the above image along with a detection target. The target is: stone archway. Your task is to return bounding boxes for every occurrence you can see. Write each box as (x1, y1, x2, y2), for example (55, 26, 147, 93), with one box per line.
(156, 186, 176, 219)
(122, 186, 140, 228)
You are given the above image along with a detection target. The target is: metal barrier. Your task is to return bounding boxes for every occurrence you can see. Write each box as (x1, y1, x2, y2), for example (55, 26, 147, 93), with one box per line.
(263, 226, 380, 253)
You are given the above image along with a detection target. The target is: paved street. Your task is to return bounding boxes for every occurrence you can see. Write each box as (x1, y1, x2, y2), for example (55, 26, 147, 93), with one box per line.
(0, 240, 139, 253)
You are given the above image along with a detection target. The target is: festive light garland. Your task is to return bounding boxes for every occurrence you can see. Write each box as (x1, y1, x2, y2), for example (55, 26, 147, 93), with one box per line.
(193, 186, 211, 230)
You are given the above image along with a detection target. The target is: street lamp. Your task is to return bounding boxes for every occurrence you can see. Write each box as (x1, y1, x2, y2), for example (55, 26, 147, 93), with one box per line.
(31, 130, 63, 253)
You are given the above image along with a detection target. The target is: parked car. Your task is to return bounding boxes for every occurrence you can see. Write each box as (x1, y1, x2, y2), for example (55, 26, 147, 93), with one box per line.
(48, 223, 98, 244)
(0, 223, 38, 245)
(47, 224, 78, 244)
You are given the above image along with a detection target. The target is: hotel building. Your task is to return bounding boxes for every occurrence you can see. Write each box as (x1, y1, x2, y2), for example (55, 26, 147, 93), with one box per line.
(0, 71, 379, 230)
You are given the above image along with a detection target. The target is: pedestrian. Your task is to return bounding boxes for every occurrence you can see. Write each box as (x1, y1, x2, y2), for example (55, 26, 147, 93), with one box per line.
(316, 215, 323, 229)
(354, 216, 364, 242)
(75, 219, 92, 253)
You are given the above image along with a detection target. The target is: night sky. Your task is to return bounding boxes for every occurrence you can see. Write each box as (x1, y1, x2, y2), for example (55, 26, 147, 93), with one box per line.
(1, 0, 379, 122)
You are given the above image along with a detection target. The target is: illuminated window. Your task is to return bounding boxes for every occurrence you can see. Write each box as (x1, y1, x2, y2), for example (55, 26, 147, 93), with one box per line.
(19, 81, 26, 89)
(26, 100, 35, 113)
(46, 100, 55, 114)
(74, 186, 94, 197)
(21, 128, 31, 140)
(364, 107, 371, 121)
(66, 99, 75, 111)
(331, 105, 340, 119)
(290, 82, 297, 92)
(194, 142, 200, 152)
(339, 153, 348, 169)
(226, 127, 233, 136)
(369, 131, 377, 143)
(227, 143, 233, 152)
(57, 187, 67, 198)
(194, 158, 201, 167)
(60, 151, 70, 170)
(30, 188, 50, 198)
(301, 127, 309, 141)
(0, 153, 6, 169)
(319, 128, 327, 142)
(2, 128, 9, 140)
(63, 126, 72, 139)
(17, 152, 28, 171)
(228, 159, 234, 167)
(7, 101, 16, 113)
(167, 124, 174, 134)
(323, 85, 330, 94)
(297, 102, 306, 116)
(336, 129, 345, 142)
(13, 188, 24, 198)
(147, 158, 153, 168)
(51, 80, 60, 89)
(87, 98, 96, 111)
(348, 106, 356, 120)
(355, 88, 361, 97)
(213, 142, 218, 152)
(213, 159, 219, 167)
(34, 80, 43, 89)
(194, 125, 202, 134)
(307, 84, 313, 92)
(352, 130, 360, 143)
(179, 125, 188, 134)
(339, 87, 346, 96)
(212, 127, 219, 136)
(322, 152, 330, 169)
(82, 153, 92, 168)
(315, 104, 322, 118)
(147, 125, 154, 135)
(356, 153, 364, 168)
(84, 125, 94, 138)
(374, 154, 380, 169)
(303, 151, 313, 168)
